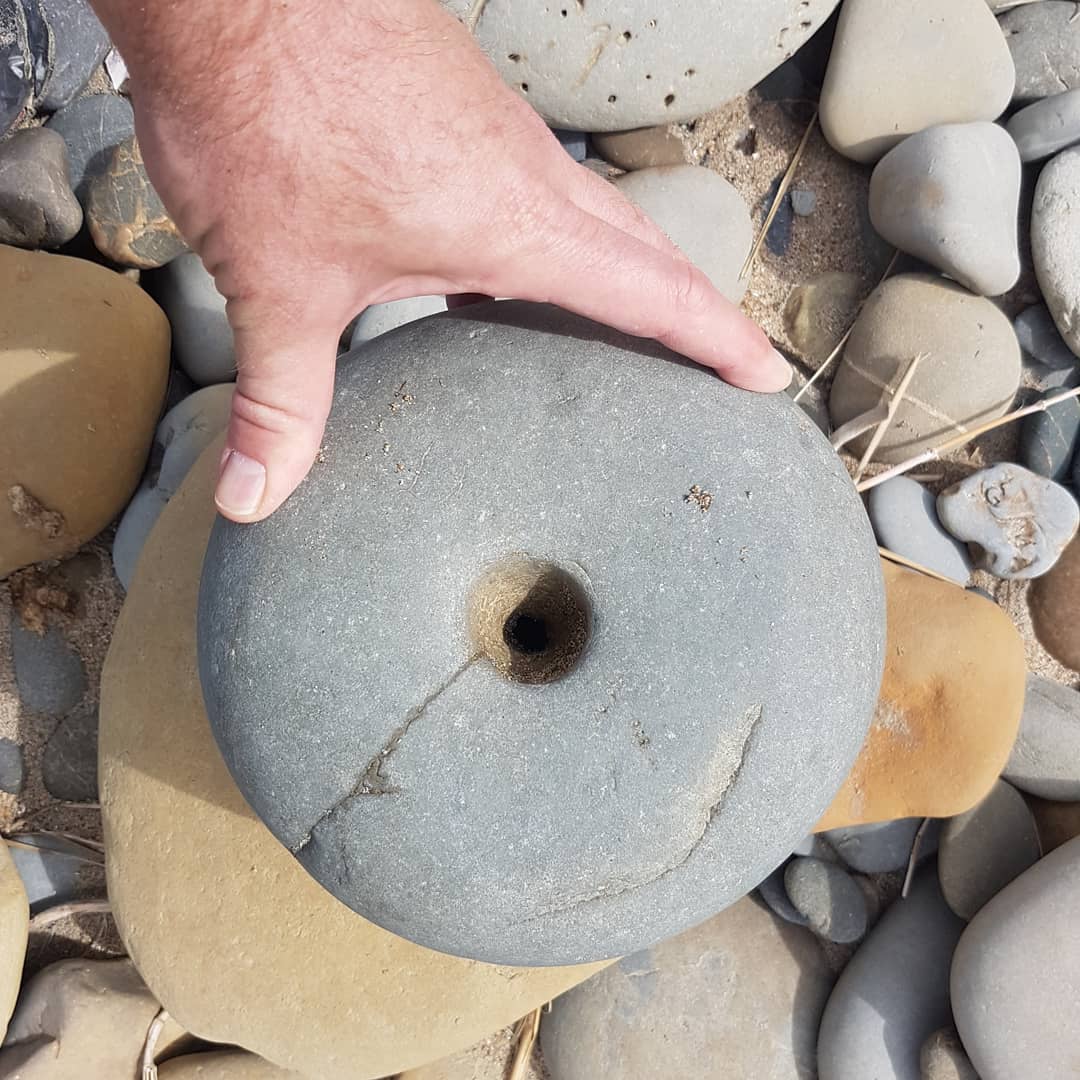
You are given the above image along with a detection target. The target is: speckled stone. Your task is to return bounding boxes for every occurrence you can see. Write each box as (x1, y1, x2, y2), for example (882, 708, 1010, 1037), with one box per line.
(1032, 147, 1080, 357)
(784, 856, 867, 943)
(937, 463, 1079, 579)
(1007, 88, 1080, 162)
(1003, 675, 1080, 801)
(10, 621, 85, 716)
(1001, 1, 1080, 105)
(197, 301, 886, 967)
(46, 92, 133, 203)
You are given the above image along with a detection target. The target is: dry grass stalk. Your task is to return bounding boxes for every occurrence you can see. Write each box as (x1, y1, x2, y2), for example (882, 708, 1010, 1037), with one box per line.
(857, 384, 1080, 493)
(740, 110, 818, 281)
(830, 404, 888, 450)
(141, 1008, 171, 1080)
(853, 352, 927, 482)
(508, 1007, 543, 1080)
(29, 899, 111, 930)
(878, 546, 957, 586)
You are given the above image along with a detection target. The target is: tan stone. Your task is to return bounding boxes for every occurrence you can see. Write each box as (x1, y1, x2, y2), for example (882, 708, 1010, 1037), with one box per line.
(1026, 795, 1080, 855)
(816, 560, 1026, 830)
(397, 1027, 543, 1080)
(99, 441, 604, 1080)
(0, 245, 169, 577)
(591, 126, 688, 171)
(783, 271, 866, 368)
(158, 1050, 303, 1079)
(0, 841, 28, 1042)
(1029, 533, 1080, 672)
(0, 958, 192, 1078)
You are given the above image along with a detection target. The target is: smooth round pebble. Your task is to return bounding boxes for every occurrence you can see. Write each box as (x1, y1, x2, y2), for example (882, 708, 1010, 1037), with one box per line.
(784, 856, 867, 943)
(592, 125, 687, 171)
(783, 271, 865, 368)
(1001, 1, 1080, 105)
(0, 127, 82, 249)
(1015, 304, 1079, 371)
(1028, 533, 1080, 670)
(1032, 147, 1080, 358)
(952, 835, 1080, 1080)
(10, 621, 85, 716)
(919, 1028, 978, 1080)
(36, 0, 109, 111)
(1003, 675, 1080, 801)
(349, 295, 447, 350)
(614, 165, 751, 301)
(0, 738, 22, 795)
(869, 122, 1021, 296)
(46, 91, 134, 203)
(42, 704, 97, 801)
(937, 463, 1080, 579)
(867, 476, 972, 585)
(1007, 88, 1080, 162)
(938, 778, 1041, 920)
(1019, 368, 1080, 480)
(198, 302, 885, 967)
(756, 860, 809, 928)
(823, 818, 939, 874)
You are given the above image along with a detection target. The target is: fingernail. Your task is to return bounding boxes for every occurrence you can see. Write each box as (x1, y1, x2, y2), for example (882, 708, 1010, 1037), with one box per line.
(216, 450, 266, 517)
(769, 348, 794, 390)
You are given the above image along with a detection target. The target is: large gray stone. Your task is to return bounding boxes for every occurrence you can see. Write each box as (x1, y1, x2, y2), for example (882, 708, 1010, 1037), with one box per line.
(1000, 1, 1080, 105)
(1007, 88, 1080, 163)
(614, 165, 751, 301)
(824, 819, 940, 874)
(36, 0, 109, 111)
(868, 122, 1021, 297)
(817, 869, 966, 1080)
(10, 621, 85, 716)
(952, 835, 1080, 1080)
(153, 253, 234, 385)
(540, 896, 834, 1080)
(445, 0, 840, 131)
(1003, 675, 1080, 801)
(197, 302, 886, 966)
(0, 127, 82, 249)
(1032, 147, 1080, 358)
(820, 0, 1015, 163)
(45, 91, 133, 204)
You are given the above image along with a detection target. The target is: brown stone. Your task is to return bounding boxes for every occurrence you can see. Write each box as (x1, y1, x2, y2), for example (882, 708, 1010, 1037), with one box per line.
(0, 841, 27, 1042)
(86, 136, 188, 269)
(158, 1050, 303, 1079)
(816, 560, 1026, 830)
(1026, 795, 1080, 854)
(592, 126, 688, 171)
(1029, 533, 1080, 672)
(1, 245, 170, 578)
(783, 271, 865, 368)
(99, 441, 604, 1080)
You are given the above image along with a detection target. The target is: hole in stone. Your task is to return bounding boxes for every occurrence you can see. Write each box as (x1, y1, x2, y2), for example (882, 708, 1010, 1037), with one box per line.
(621, 30, 632, 41)
(645, 73, 652, 80)
(561, 7, 568, 14)
(664, 93, 675, 107)
(646, 18, 657, 28)
(685, 68, 696, 77)
(469, 556, 591, 685)
(608, 94, 617, 103)
(508, 53, 521, 62)
(520, 82, 529, 92)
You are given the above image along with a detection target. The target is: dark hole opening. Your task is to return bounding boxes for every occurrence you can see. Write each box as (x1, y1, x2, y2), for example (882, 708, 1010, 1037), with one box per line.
(503, 612, 549, 655)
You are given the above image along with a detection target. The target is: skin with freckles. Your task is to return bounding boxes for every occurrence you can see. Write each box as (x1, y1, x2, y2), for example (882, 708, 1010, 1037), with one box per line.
(89, 0, 791, 522)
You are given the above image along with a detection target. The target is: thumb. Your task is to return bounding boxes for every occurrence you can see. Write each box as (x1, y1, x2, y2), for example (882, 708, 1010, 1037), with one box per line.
(215, 318, 337, 523)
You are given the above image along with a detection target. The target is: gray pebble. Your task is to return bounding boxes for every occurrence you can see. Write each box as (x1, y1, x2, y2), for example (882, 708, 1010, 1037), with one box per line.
(1032, 147, 1080, 358)
(1019, 367, 1080, 480)
(868, 476, 972, 585)
(1007, 87, 1080, 162)
(937, 463, 1080, 579)
(1004, 675, 1080, 801)
(791, 186, 817, 216)
(42, 704, 97, 801)
(824, 818, 939, 874)
(756, 859, 810, 927)
(11, 620, 85, 716)
(36, 0, 109, 111)
(1015, 304, 1079, 372)
(786, 369, 830, 436)
(8, 835, 88, 914)
(869, 122, 1021, 297)
(1001, 1, 1080, 105)
(784, 856, 868, 943)
(46, 91, 133, 203)
(920, 1027, 979, 1080)
(0, 737, 23, 795)
(349, 295, 446, 350)
(0, 127, 81, 249)
(938, 778, 1041, 920)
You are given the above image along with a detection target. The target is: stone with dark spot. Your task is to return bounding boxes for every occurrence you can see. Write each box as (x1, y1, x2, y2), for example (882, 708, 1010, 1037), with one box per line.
(42, 704, 98, 801)
(1001, 1, 1080, 106)
(46, 91, 133, 203)
(86, 136, 187, 268)
(37, 0, 109, 111)
(197, 301, 885, 966)
(0, 127, 82, 249)
(11, 620, 85, 716)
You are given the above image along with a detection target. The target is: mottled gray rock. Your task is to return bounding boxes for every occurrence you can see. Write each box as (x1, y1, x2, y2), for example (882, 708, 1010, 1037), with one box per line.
(614, 165, 751, 302)
(867, 476, 973, 585)
(42, 704, 98, 801)
(784, 856, 867, 943)
(1007, 88, 1080, 162)
(791, 186, 816, 216)
(1001, 1, 1080, 105)
(541, 896, 834, 1080)
(0, 126, 81, 249)
(919, 1027, 978, 1080)
(592, 125, 687, 171)
(153, 252, 234, 385)
(817, 869, 966, 1080)
(197, 301, 886, 966)
(447, 0, 841, 131)
(952, 835, 1080, 1080)
(11, 621, 85, 716)
(8, 835, 88, 913)
(1003, 675, 1080, 801)
(824, 818, 938, 874)
(869, 122, 1021, 296)
(349, 295, 446, 350)
(1019, 367, 1080, 480)
(112, 384, 233, 589)
(829, 274, 1021, 464)
(0, 738, 23, 795)
(36, 0, 109, 111)
(1032, 147, 1080, 358)
(937, 463, 1080, 579)
(46, 91, 133, 203)
(938, 778, 1041, 920)
(1015, 304, 1080, 371)
(820, 0, 1015, 163)
(756, 860, 809, 927)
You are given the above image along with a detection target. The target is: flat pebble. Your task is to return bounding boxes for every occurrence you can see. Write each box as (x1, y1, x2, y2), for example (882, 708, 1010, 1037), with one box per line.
(756, 860, 809, 927)
(867, 476, 972, 585)
(42, 704, 98, 801)
(1019, 367, 1080, 480)
(937, 463, 1079, 579)
(36, 0, 109, 111)
(919, 1028, 978, 1080)
(1003, 675, 1080, 801)
(952, 835, 1080, 1079)
(8, 835, 87, 913)
(1001, 1, 1080, 105)
(11, 621, 85, 716)
(817, 869, 965, 1080)
(1015, 304, 1079, 371)
(46, 91, 133, 203)
(1032, 147, 1080, 357)
(869, 122, 1020, 296)
(1028, 533, 1080, 670)
(592, 125, 687, 171)
(349, 295, 446, 350)
(783, 271, 865, 369)
(0, 127, 82, 249)
(938, 778, 1041, 920)
(0, 738, 22, 795)
(790, 186, 816, 216)
(824, 818, 936, 874)
(820, 0, 1015, 163)
(784, 856, 867, 943)
(1007, 87, 1080, 162)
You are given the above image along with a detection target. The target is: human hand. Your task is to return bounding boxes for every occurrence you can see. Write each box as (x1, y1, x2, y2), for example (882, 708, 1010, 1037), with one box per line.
(91, 0, 791, 522)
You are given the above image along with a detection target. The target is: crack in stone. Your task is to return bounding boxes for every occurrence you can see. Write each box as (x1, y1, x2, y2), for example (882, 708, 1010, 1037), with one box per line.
(289, 657, 477, 855)
(519, 704, 765, 923)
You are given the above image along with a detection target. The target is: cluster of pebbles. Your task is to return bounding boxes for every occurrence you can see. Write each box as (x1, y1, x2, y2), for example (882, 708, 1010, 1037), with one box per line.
(1, 1, 1080, 1078)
